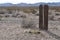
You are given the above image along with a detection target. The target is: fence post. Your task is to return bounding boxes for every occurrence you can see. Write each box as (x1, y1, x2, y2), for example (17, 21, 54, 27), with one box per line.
(39, 5, 44, 30)
(44, 5, 48, 30)
(39, 5, 48, 30)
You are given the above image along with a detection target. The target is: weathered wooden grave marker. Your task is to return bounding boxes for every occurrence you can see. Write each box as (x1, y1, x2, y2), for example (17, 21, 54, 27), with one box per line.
(39, 5, 48, 30)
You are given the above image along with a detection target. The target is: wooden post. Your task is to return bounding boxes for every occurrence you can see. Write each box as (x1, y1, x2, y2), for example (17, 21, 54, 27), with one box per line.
(39, 5, 48, 30)
(44, 5, 48, 30)
(39, 5, 44, 30)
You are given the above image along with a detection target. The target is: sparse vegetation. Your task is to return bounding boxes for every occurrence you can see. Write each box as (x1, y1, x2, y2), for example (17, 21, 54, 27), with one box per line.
(5, 15, 9, 17)
(21, 18, 36, 29)
(23, 9, 37, 14)
(12, 15, 17, 17)
(0, 12, 4, 14)
(50, 16, 54, 20)
(8, 11, 12, 14)
(23, 9, 31, 13)
(0, 6, 60, 40)
(49, 6, 60, 12)
(31, 9, 37, 14)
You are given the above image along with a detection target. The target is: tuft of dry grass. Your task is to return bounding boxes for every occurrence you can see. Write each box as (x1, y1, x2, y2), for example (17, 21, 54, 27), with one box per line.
(21, 17, 36, 29)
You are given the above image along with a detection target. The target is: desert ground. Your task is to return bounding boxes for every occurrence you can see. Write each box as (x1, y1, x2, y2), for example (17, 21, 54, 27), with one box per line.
(0, 6, 60, 40)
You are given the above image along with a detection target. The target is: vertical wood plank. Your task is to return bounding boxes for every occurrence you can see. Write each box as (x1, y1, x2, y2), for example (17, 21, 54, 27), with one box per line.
(39, 5, 43, 30)
(44, 5, 48, 30)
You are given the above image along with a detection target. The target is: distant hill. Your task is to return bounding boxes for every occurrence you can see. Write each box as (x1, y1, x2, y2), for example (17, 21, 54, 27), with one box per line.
(0, 2, 60, 7)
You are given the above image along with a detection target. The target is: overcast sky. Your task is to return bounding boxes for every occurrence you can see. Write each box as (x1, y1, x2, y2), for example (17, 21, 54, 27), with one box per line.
(0, 0, 60, 4)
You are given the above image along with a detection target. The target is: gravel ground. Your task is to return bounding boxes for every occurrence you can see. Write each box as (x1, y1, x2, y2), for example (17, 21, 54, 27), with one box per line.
(0, 17, 60, 40)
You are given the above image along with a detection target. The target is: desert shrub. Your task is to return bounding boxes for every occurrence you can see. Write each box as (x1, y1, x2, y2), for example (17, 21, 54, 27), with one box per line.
(5, 15, 9, 17)
(50, 16, 54, 20)
(20, 15, 26, 18)
(23, 9, 37, 14)
(31, 9, 37, 14)
(0, 12, 4, 14)
(8, 11, 12, 14)
(16, 14, 20, 16)
(12, 15, 17, 17)
(23, 9, 31, 13)
(56, 14, 60, 16)
(35, 13, 39, 16)
(21, 18, 36, 29)
(55, 9, 60, 12)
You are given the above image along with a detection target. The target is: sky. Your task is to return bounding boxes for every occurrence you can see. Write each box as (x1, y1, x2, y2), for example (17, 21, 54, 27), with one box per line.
(0, 0, 60, 4)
